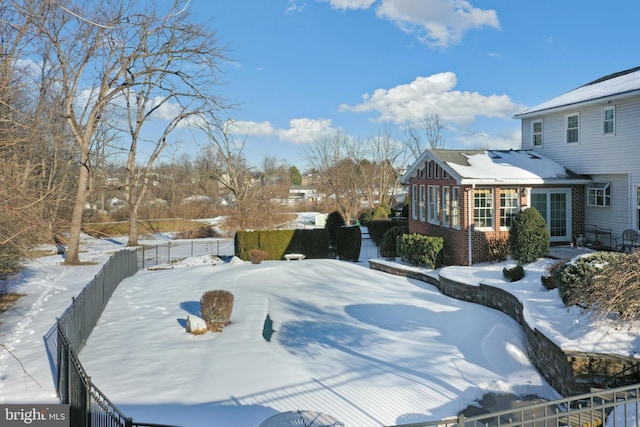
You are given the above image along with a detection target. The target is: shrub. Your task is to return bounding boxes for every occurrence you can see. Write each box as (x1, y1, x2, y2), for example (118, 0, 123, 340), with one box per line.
(590, 251, 640, 324)
(397, 233, 444, 268)
(200, 290, 234, 332)
(541, 261, 565, 290)
(325, 211, 345, 245)
(249, 249, 267, 264)
(367, 219, 407, 247)
(503, 265, 525, 282)
(336, 225, 362, 261)
(508, 207, 549, 264)
(487, 234, 510, 263)
(556, 252, 622, 308)
(380, 225, 408, 258)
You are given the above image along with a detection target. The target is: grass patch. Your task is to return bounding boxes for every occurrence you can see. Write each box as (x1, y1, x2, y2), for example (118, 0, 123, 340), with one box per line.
(0, 293, 26, 326)
(82, 219, 210, 238)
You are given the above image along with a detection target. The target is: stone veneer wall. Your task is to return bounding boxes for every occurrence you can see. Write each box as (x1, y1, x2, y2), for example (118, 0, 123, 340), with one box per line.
(369, 260, 640, 397)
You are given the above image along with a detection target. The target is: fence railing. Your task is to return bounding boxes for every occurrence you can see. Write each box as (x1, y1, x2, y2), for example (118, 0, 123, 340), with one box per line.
(388, 383, 640, 427)
(136, 238, 234, 269)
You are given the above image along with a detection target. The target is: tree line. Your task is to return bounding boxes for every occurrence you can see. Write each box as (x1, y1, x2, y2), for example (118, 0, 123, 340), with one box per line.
(0, 0, 445, 276)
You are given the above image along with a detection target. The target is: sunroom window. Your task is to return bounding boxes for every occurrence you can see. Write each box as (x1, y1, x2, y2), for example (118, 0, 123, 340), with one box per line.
(587, 183, 611, 207)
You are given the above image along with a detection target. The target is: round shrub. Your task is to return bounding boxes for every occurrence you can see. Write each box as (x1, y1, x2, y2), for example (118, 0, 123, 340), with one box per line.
(200, 290, 234, 332)
(397, 233, 444, 268)
(503, 265, 525, 282)
(380, 225, 408, 258)
(249, 249, 267, 264)
(508, 207, 549, 264)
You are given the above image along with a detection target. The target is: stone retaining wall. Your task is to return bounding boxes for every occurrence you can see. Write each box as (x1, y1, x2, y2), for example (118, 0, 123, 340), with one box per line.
(369, 260, 640, 396)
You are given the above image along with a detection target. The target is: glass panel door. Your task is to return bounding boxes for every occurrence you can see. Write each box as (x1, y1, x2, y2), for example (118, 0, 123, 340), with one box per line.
(531, 189, 571, 242)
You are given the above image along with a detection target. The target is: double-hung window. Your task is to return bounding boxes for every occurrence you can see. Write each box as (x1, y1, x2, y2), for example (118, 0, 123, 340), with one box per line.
(602, 106, 615, 135)
(428, 185, 440, 224)
(411, 184, 418, 220)
(451, 187, 460, 228)
(587, 183, 611, 207)
(566, 113, 579, 143)
(532, 120, 543, 146)
(442, 187, 451, 227)
(500, 188, 519, 228)
(419, 185, 426, 221)
(474, 188, 493, 229)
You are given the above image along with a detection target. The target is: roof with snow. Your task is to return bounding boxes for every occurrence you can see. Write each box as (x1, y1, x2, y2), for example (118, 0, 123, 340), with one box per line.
(401, 149, 590, 186)
(514, 67, 640, 118)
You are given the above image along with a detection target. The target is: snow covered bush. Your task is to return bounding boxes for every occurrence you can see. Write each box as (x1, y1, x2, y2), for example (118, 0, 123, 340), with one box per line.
(200, 290, 234, 332)
(249, 249, 267, 264)
(503, 265, 525, 282)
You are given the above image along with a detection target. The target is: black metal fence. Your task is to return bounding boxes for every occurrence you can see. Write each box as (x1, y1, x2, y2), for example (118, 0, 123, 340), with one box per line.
(136, 239, 235, 269)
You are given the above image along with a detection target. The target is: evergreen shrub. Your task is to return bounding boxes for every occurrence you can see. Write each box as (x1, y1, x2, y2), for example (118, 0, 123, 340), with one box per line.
(336, 225, 362, 261)
(397, 233, 444, 267)
(200, 290, 234, 332)
(508, 207, 550, 264)
(368, 219, 408, 247)
(325, 211, 345, 245)
(380, 225, 408, 258)
(556, 251, 622, 308)
(503, 264, 525, 282)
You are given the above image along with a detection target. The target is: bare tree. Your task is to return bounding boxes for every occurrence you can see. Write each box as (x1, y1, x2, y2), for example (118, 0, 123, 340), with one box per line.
(360, 127, 404, 210)
(305, 130, 365, 224)
(404, 114, 448, 159)
(106, 2, 226, 246)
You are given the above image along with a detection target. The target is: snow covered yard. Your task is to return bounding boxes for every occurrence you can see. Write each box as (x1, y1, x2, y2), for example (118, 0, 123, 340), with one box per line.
(78, 256, 558, 427)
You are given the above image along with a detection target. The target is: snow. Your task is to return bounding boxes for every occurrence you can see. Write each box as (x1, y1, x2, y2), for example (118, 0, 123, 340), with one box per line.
(515, 68, 640, 116)
(1, 228, 640, 426)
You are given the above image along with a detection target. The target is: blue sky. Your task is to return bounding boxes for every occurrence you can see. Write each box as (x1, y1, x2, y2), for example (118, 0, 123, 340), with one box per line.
(184, 0, 640, 170)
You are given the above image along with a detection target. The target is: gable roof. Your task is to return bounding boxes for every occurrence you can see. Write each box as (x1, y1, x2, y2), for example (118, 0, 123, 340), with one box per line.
(401, 149, 590, 186)
(514, 67, 640, 118)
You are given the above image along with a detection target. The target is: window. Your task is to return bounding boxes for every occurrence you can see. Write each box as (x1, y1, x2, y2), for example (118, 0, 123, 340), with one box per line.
(419, 185, 426, 221)
(566, 113, 579, 143)
(427, 161, 432, 178)
(411, 184, 418, 220)
(428, 185, 440, 224)
(434, 164, 439, 178)
(442, 187, 451, 227)
(451, 187, 460, 228)
(474, 188, 493, 229)
(500, 188, 519, 228)
(637, 187, 640, 229)
(587, 182, 611, 206)
(532, 120, 543, 146)
(602, 106, 615, 135)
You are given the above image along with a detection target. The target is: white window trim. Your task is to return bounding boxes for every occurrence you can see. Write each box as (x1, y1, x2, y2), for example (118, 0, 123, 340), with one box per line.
(499, 188, 520, 230)
(411, 184, 418, 220)
(473, 188, 494, 231)
(451, 187, 461, 229)
(442, 186, 450, 227)
(419, 185, 426, 221)
(602, 106, 615, 136)
(532, 119, 543, 147)
(565, 113, 580, 144)
(587, 182, 611, 207)
(428, 185, 440, 224)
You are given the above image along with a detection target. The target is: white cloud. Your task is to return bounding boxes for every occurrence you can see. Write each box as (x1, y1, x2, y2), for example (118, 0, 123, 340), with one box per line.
(227, 118, 336, 145)
(324, 0, 377, 10)
(458, 128, 522, 150)
(340, 72, 524, 126)
(322, 0, 499, 48)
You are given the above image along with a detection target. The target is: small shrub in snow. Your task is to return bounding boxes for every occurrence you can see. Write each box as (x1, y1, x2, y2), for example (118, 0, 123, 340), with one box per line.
(541, 261, 565, 290)
(487, 234, 510, 263)
(508, 207, 549, 264)
(249, 249, 267, 264)
(556, 252, 622, 309)
(397, 233, 444, 268)
(200, 290, 234, 332)
(503, 265, 525, 282)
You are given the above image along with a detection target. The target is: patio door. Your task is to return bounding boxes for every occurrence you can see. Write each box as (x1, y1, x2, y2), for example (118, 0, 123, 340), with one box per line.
(530, 189, 571, 242)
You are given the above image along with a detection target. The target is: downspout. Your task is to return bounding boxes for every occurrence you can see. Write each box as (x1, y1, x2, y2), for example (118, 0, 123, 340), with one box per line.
(468, 184, 475, 266)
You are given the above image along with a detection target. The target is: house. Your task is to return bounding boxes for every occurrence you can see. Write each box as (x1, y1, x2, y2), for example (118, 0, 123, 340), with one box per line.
(401, 149, 590, 265)
(402, 67, 640, 265)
